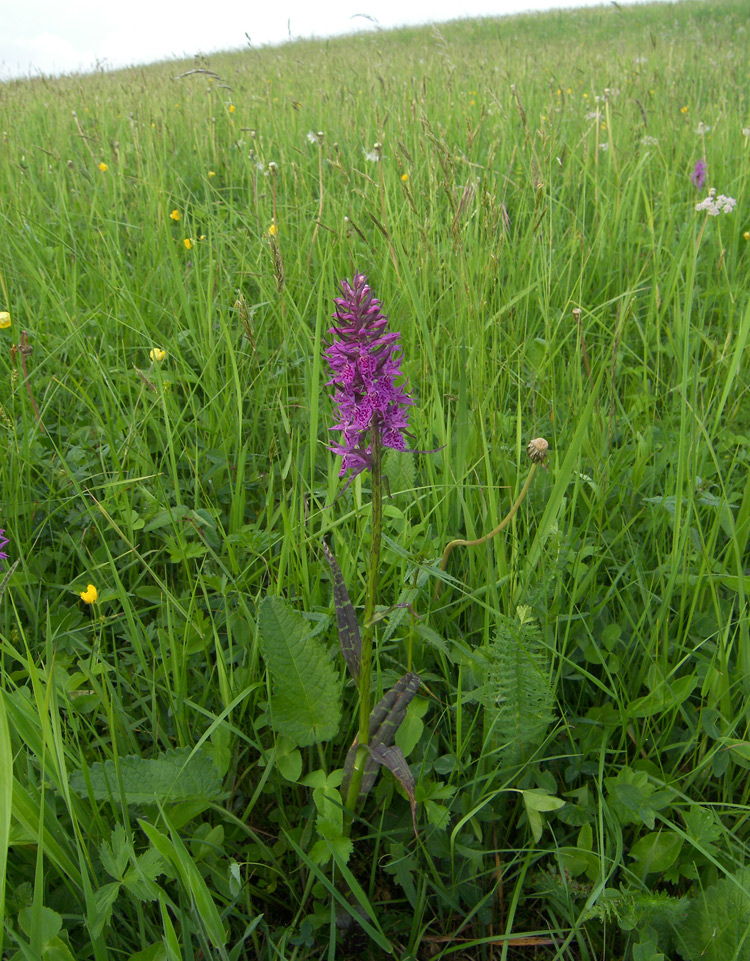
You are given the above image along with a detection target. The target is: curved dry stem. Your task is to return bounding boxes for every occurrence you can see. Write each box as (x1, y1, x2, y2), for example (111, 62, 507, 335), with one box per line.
(436, 439, 548, 598)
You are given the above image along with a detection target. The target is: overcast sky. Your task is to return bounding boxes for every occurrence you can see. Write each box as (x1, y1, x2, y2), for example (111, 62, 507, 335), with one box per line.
(1, 0, 671, 80)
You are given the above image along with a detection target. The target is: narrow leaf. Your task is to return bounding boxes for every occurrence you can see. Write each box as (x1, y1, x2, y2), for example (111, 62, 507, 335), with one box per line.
(321, 541, 361, 682)
(369, 743, 418, 837)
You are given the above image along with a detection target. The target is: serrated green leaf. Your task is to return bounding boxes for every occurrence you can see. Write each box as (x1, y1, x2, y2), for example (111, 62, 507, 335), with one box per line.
(258, 596, 341, 747)
(100, 824, 130, 880)
(69, 748, 223, 804)
(90, 882, 121, 939)
(675, 868, 750, 961)
(123, 848, 165, 901)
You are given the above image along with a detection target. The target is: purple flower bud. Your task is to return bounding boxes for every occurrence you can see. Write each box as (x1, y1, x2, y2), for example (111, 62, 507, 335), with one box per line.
(325, 274, 414, 477)
(0, 529, 8, 564)
(690, 158, 707, 190)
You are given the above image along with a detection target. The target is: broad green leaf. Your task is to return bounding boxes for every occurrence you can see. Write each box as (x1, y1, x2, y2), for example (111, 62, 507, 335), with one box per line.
(522, 791, 565, 843)
(605, 767, 670, 829)
(126, 944, 168, 961)
(395, 696, 428, 757)
(258, 595, 341, 746)
(630, 830, 684, 876)
(69, 748, 223, 804)
(630, 675, 697, 717)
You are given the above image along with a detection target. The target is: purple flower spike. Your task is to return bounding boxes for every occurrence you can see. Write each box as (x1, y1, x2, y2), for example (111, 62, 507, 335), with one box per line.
(325, 274, 414, 477)
(0, 529, 8, 564)
(690, 158, 707, 190)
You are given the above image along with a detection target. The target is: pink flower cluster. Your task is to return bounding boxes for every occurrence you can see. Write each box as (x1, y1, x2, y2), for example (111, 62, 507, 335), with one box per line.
(325, 274, 413, 477)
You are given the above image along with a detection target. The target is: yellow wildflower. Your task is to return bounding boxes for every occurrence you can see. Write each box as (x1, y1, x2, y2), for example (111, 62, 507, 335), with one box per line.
(150, 347, 166, 362)
(0, 311, 10, 329)
(229, 104, 236, 114)
(208, 170, 216, 178)
(744, 231, 750, 241)
(401, 173, 408, 182)
(268, 223, 277, 237)
(681, 106, 688, 114)
(170, 209, 180, 221)
(98, 162, 108, 172)
(80, 584, 98, 604)
(184, 238, 193, 250)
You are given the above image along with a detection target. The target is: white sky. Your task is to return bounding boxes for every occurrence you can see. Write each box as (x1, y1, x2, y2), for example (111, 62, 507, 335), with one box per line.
(1, 0, 671, 80)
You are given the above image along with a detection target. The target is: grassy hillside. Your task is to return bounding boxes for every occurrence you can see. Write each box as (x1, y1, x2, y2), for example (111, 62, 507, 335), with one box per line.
(1, 1, 750, 957)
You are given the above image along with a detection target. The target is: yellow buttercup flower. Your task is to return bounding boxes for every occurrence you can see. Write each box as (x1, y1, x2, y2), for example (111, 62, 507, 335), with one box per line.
(268, 223, 277, 236)
(170, 209, 180, 221)
(681, 106, 688, 114)
(0, 311, 10, 329)
(744, 231, 750, 241)
(150, 347, 166, 362)
(401, 173, 408, 182)
(208, 170, 216, 178)
(98, 162, 108, 172)
(229, 104, 236, 113)
(80, 584, 98, 604)
(184, 238, 193, 250)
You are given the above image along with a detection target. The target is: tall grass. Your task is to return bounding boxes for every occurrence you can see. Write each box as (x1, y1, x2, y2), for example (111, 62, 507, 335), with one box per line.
(1, 1, 750, 957)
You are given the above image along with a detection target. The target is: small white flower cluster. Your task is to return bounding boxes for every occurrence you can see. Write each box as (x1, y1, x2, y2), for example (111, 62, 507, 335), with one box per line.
(640, 135, 659, 146)
(584, 110, 601, 121)
(696, 188, 737, 216)
(695, 121, 711, 135)
(306, 130, 324, 145)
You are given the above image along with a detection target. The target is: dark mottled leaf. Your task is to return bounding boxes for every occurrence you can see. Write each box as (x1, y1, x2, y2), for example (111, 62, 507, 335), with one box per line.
(369, 743, 418, 836)
(342, 672, 420, 801)
(321, 541, 361, 682)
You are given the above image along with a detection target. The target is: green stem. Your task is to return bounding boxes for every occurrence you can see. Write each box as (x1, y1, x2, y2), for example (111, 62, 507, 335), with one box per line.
(344, 419, 382, 817)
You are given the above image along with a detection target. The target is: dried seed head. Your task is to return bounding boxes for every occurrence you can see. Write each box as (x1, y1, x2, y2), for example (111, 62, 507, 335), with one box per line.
(526, 437, 549, 467)
(267, 160, 278, 175)
(572, 307, 582, 323)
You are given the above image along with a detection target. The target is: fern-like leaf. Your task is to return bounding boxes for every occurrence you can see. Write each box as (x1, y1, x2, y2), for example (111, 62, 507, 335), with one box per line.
(482, 606, 555, 776)
(258, 595, 341, 747)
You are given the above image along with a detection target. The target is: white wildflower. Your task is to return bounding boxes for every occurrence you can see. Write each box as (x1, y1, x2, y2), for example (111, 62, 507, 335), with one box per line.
(364, 142, 383, 162)
(640, 135, 659, 146)
(306, 131, 317, 144)
(696, 191, 736, 216)
(742, 126, 750, 137)
(585, 110, 601, 121)
(695, 121, 711, 135)
(599, 142, 609, 151)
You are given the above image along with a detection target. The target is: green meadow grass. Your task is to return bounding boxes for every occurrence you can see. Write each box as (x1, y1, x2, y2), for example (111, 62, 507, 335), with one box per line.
(2, 0, 750, 957)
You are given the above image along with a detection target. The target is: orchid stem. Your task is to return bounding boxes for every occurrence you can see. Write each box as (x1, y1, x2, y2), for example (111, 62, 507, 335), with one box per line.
(344, 419, 382, 819)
